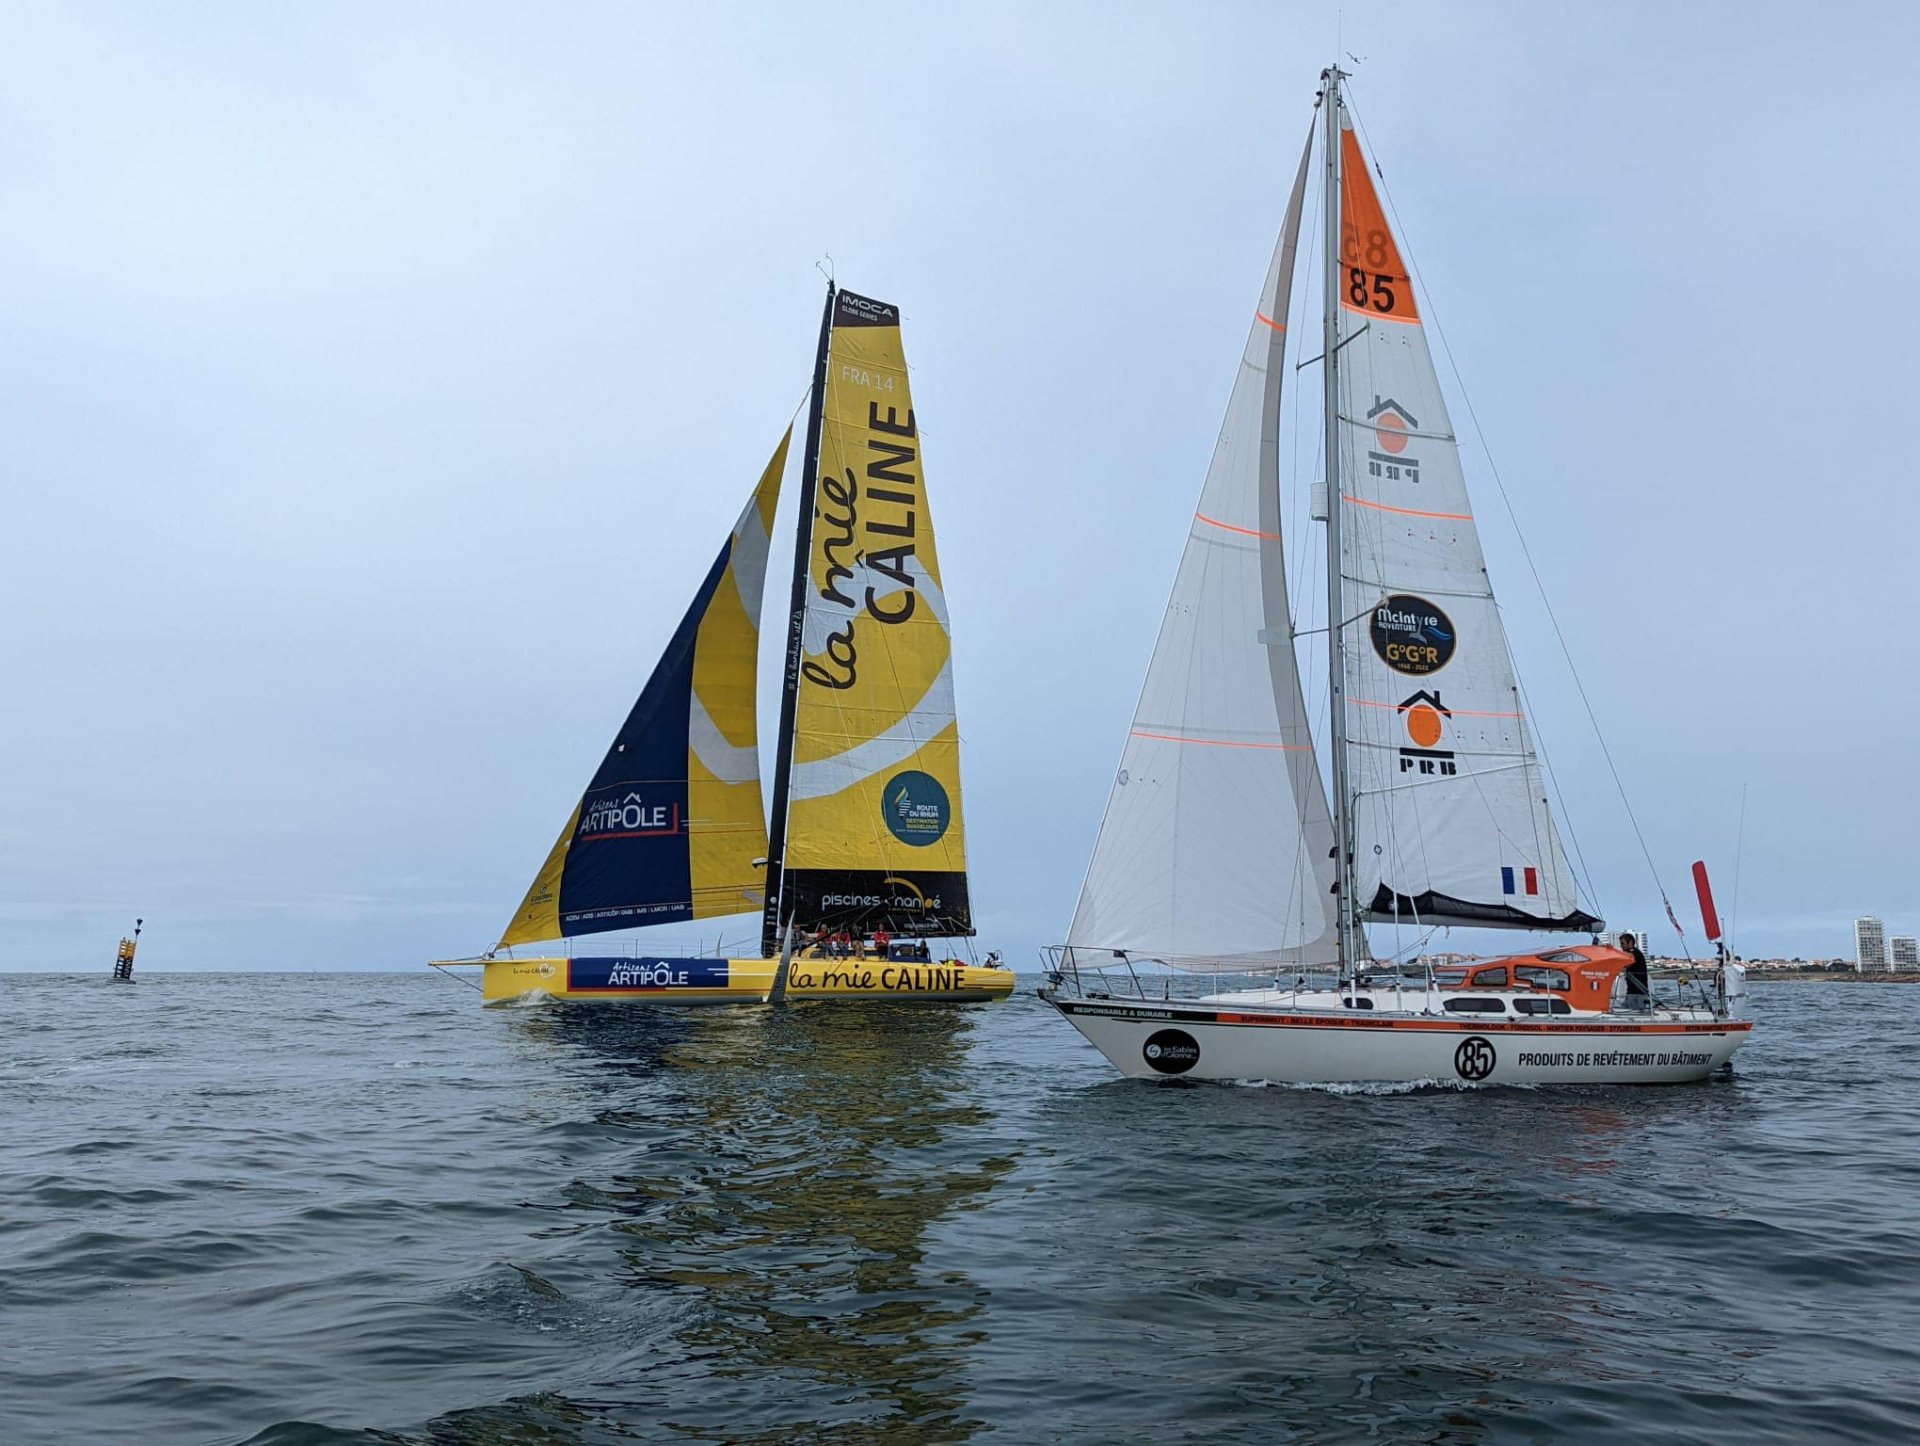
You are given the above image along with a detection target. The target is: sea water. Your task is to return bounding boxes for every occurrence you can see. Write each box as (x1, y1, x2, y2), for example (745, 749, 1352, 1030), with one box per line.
(3, 974, 1917, 1443)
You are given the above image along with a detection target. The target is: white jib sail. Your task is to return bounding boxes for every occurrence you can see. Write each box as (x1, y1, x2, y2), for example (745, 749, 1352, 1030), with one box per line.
(1066, 131, 1342, 970)
(1330, 107, 1595, 932)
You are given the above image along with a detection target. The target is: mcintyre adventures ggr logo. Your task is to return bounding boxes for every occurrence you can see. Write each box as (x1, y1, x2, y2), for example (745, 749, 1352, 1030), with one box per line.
(882, 770, 950, 846)
(1370, 594, 1456, 677)
(1142, 1028, 1202, 1076)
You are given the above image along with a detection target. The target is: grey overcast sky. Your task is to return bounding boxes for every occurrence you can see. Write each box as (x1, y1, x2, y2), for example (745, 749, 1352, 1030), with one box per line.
(4, 1, 1913, 972)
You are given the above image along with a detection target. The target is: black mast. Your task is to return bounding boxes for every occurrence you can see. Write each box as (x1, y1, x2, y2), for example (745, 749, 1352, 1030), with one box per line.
(761, 280, 836, 956)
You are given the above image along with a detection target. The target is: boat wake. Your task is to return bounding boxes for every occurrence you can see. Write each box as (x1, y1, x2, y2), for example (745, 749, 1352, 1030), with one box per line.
(1229, 1075, 1519, 1096)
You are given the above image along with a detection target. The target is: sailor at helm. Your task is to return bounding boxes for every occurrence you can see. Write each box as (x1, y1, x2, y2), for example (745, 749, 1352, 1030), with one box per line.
(1619, 932, 1652, 1009)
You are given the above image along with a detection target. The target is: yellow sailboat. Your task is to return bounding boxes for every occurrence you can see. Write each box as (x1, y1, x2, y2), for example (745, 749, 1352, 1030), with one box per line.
(440, 285, 1013, 1007)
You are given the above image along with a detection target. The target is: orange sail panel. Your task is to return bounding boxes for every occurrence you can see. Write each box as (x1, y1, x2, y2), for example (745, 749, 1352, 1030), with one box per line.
(1339, 126, 1419, 323)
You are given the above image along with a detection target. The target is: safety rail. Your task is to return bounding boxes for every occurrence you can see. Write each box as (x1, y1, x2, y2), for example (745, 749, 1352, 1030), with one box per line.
(1038, 945, 1339, 1004)
(1040, 945, 1737, 1020)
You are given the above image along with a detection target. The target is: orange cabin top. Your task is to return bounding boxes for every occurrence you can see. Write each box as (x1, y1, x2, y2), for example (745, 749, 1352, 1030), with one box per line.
(1431, 946, 1632, 1012)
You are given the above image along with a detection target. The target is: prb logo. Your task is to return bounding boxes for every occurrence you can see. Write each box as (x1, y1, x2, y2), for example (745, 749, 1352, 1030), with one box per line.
(1366, 397, 1421, 484)
(1143, 1028, 1201, 1075)
(1397, 690, 1458, 778)
(1454, 1036, 1497, 1082)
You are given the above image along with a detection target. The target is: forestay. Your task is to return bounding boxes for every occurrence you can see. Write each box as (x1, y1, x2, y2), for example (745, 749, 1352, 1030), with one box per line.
(1066, 131, 1343, 970)
(1329, 114, 1597, 932)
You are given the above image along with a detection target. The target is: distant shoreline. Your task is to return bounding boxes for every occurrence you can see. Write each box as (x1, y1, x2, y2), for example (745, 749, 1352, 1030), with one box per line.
(1652, 967, 1920, 984)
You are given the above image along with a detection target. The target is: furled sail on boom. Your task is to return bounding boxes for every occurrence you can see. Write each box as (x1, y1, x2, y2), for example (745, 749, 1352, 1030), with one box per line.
(497, 432, 789, 947)
(1328, 114, 1596, 931)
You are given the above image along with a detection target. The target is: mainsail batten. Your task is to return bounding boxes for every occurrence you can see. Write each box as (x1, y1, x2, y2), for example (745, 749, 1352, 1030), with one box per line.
(1329, 107, 1595, 934)
(1066, 128, 1341, 970)
(497, 432, 789, 948)
(772, 289, 972, 945)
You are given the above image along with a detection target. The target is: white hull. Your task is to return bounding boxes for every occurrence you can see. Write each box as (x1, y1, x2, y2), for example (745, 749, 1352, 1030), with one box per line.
(1045, 994, 1751, 1086)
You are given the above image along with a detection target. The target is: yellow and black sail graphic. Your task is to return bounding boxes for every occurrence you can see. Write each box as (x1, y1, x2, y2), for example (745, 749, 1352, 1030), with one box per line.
(498, 432, 786, 948)
(775, 290, 970, 941)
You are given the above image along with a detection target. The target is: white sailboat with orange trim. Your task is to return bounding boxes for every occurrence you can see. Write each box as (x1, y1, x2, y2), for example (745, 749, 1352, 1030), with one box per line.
(1040, 67, 1750, 1085)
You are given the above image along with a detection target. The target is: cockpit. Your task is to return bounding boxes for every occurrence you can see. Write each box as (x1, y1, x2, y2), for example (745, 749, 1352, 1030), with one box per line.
(1426, 946, 1630, 1013)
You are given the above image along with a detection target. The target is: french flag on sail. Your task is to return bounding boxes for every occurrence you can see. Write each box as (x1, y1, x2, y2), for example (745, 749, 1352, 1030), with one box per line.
(1501, 866, 1539, 897)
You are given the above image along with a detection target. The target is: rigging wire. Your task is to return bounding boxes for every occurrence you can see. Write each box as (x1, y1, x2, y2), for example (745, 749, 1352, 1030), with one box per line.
(1343, 80, 1678, 940)
(430, 962, 485, 994)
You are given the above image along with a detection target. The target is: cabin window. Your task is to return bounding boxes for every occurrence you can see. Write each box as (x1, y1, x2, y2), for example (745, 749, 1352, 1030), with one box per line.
(1514, 966, 1571, 990)
(1469, 967, 1509, 987)
(1538, 950, 1587, 964)
(1513, 996, 1573, 1016)
(1433, 968, 1470, 987)
(1443, 997, 1507, 1014)
(1341, 996, 1375, 1010)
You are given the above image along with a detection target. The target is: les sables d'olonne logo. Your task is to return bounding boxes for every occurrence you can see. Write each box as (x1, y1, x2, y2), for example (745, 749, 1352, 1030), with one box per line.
(1142, 1029, 1201, 1075)
(882, 770, 950, 847)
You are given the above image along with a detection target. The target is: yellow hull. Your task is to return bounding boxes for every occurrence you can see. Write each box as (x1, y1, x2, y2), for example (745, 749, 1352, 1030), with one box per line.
(784, 958, 1015, 1003)
(476, 954, 1014, 1007)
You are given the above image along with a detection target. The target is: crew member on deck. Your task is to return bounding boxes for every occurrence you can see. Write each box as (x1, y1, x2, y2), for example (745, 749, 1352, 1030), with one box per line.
(1620, 931, 1651, 1008)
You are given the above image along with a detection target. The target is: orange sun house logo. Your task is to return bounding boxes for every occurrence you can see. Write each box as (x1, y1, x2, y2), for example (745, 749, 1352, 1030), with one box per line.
(1397, 690, 1456, 777)
(1366, 398, 1420, 485)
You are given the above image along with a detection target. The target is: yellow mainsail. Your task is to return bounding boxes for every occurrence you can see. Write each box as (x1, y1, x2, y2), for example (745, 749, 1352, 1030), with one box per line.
(771, 289, 971, 946)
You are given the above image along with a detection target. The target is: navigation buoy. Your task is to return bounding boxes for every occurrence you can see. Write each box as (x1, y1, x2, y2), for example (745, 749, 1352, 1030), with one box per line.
(112, 918, 142, 981)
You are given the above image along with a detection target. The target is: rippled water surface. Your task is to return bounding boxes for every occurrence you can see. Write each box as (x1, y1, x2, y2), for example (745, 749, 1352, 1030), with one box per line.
(4, 973, 1919, 1443)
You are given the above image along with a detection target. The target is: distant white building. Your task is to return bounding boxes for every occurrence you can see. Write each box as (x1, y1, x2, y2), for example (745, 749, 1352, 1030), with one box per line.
(1856, 916, 1889, 971)
(1893, 935, 1919, 971)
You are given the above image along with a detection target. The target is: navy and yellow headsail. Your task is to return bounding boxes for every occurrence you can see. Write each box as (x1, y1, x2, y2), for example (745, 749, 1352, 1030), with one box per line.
(497, 432, 789, 948)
